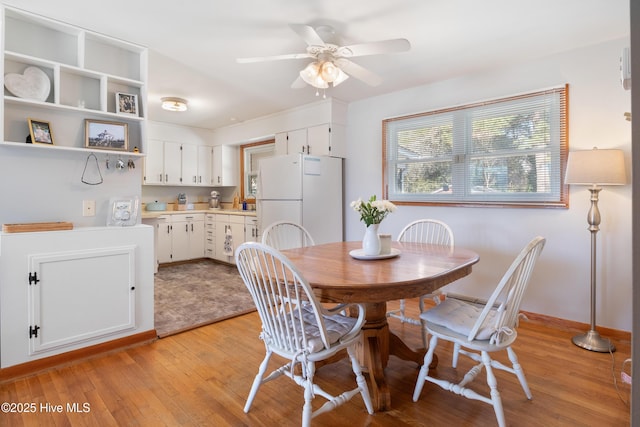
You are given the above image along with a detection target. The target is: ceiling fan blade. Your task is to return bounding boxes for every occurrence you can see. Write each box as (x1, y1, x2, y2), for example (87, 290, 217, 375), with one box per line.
(337, 38, 410, 58)
(335, 58, 383, 86)
(291, 76, 308, 89)
(237, 53, 312, 63)
(289, 24, 326, 47)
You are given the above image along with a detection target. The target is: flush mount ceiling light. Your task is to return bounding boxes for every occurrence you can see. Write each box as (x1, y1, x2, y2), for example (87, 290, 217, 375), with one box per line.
(237, 24, 410, 92)
(161, 97, 188, 112)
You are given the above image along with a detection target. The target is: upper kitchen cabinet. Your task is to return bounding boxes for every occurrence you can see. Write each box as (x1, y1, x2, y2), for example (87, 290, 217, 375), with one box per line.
(274, 124, 345, 158)
(143, 139, 213, 186)
(275, 128, 306, 156)
(212, 145, 238, 186)
(1, 6, 147, 155)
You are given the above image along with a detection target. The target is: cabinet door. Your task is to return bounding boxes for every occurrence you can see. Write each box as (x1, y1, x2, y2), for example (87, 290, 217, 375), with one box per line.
(287, 128, 308, 154)
(189, 220, 205, 259)
(157, 219, 173, 264)
(214, 217, 229, 261)
(198, 145, 213, 186)
(213, 145, 239, 186)
(181, 144, 198, 185)
(144, 139, 164, 184)
(164, 141, 183, 185)
(275, 132, 288, 155)
(28, 246, 136, 355)
(245, 217, 259, 243)
(229, 221, 245, 265)
(171, 220, 190, 262)
(306, 124, 346, 158)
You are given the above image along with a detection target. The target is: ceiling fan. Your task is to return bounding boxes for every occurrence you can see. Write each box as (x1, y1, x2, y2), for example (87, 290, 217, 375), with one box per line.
(237, 24, 410, 90)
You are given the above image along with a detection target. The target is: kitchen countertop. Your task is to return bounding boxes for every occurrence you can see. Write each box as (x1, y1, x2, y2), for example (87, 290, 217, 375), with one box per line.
(141, 209, 257, 219)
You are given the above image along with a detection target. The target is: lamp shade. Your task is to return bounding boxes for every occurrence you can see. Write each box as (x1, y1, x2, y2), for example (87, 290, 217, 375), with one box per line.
(565, 148, 626, 186)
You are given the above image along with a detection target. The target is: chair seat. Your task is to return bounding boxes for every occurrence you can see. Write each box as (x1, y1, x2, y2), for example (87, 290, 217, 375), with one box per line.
(293, 304, 358, 353)
(421, 297, 498, 341)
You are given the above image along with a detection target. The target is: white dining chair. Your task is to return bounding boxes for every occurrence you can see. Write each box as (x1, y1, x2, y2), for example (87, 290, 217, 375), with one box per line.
(412, 236, 545, 427)
(261, 220, 315, 250)
(387, 219, 454, 345)
(235, 242, 373, 427)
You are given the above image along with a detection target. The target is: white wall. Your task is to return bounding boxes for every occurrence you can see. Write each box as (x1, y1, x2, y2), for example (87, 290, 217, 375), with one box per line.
(346, 38, 632, 331)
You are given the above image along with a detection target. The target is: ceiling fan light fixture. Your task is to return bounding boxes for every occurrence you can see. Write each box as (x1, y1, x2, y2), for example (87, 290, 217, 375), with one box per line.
(161, 97, 188, 112)
(300, 62, 328, 88)
(320, 61, 340, 82)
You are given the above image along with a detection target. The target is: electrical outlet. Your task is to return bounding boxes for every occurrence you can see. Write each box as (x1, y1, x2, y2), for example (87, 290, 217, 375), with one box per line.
(83, 200, 96, 217)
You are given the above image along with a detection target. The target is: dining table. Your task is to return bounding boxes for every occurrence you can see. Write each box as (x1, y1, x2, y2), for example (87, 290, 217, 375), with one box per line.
(281, 240, 480, 412)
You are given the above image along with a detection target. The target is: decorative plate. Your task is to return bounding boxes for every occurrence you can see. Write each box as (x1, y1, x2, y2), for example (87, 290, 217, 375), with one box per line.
(349, 248, 401, 260)
(4, 66, 51, 101)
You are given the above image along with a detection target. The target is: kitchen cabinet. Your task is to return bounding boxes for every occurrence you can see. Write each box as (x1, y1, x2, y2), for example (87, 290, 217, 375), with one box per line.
(198, 145, 214, 186)
(245, 216, 259, 243)
(274, 124, 345, 157)
(205, 214, 216, 259)
(1, 6, 146, 155)
(306, 123, 346, 158)
(0, 225, 154, 368)
(181, 143, 198, 185)
(144, 139, 182, 185)
(212, 145, 239, 186)
(214, 214, 245, 263)
(170, 213, 205, 262)
(275, 128, 307, 156)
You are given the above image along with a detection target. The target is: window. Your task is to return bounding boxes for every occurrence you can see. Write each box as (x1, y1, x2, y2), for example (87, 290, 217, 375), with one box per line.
(383, 86, 568, 207)
(240, 140, 275, 201)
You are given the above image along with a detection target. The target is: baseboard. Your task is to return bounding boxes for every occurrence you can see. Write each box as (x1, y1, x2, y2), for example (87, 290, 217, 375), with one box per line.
(0, 329, 158, 383)
(520, 310, 631, 342)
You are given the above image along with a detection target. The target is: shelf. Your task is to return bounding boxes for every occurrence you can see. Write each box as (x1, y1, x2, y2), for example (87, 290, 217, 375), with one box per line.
(0, 140, 145, 157)
(4, 96, 145, 121)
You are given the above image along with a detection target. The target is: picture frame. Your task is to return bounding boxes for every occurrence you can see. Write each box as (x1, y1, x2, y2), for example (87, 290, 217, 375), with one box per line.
(107, 196, 140, 227)
(27, 118, 54, 145)
(85, 119, 128, 151)
(116, 92, 138, 116)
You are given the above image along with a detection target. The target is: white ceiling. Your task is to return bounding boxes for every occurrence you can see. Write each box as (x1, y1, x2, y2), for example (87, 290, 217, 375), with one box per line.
(3, 0, 630, 130)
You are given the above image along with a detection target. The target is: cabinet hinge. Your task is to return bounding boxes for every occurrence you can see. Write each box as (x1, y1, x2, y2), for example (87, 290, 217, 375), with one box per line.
(28, 272, 39, 285)
(29, 325, 40, 339)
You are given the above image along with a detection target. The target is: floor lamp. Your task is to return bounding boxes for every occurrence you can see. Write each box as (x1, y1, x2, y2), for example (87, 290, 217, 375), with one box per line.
(565, 147, 626, 353)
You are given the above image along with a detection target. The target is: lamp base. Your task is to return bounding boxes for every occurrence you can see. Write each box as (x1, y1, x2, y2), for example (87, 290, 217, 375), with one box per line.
(572, 330, 616, 353)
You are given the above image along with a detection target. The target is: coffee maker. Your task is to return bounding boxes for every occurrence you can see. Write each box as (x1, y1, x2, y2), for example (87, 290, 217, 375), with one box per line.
(209, 190, 220, 209)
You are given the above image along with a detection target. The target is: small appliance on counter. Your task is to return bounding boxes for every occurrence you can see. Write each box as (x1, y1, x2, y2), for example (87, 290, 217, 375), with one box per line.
(146, 201, 167, 211)
(210, 191, 220, 209)
(177, 193, 187, 210)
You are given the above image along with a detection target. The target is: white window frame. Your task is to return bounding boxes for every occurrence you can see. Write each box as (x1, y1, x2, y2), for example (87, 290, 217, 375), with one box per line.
(383, 86, 568, 208)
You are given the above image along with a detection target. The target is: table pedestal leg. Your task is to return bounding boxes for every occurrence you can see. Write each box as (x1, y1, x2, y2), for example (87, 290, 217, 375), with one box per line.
(356, 302, 438, 411)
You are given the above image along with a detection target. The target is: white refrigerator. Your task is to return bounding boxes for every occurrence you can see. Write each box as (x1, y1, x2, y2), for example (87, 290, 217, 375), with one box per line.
(257, 153, 343, 245)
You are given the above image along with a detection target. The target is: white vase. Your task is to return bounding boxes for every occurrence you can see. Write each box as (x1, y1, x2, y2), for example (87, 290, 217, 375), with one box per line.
(362, 223, 381, 256)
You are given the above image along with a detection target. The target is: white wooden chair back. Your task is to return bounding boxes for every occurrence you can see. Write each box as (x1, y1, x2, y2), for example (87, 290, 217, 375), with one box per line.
(468, 236, 546, 344)
(397, 219, 454, 247)
(261, 221, 315, 251)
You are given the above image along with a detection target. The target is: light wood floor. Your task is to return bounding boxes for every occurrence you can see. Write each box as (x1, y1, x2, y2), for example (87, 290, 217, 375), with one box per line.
(1, 299, 631, 426)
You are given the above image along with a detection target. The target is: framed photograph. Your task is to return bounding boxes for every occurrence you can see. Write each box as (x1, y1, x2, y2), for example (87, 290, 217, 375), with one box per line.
(27, 118, 54, 145)
(116, 92, 138, 116)
(107, 196, 140, 226)
(85, 119, 128, 151)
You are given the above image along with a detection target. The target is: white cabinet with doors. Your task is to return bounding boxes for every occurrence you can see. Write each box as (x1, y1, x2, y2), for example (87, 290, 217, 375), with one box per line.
(170, 213, 205, 262)
(0, 225, 154, 369)
(214, 214, 245, 263)
(275, 128, 307, 156)
(274, 124, 345, 157)
(245, 216, 259, 243)
(144, 139, 182, 185)
(306, 123, 346, 157)
(212, 145, 239, 186)
(198, 145, 214, 186)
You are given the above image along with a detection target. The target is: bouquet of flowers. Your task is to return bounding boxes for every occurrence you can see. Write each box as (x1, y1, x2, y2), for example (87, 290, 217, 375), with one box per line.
(351, 195, 397, 227)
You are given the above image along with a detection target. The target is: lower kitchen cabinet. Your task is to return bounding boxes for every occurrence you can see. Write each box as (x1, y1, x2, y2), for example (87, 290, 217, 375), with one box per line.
(0, 225, 154, 368)
(214, 214, 245, 264)
(171, 214, 205, 262)
(245, 216, 259, 243)
(205, 214, 216, 259)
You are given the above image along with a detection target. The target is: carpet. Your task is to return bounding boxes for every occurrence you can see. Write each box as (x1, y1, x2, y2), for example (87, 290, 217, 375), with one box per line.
(154, 260, 255, 338)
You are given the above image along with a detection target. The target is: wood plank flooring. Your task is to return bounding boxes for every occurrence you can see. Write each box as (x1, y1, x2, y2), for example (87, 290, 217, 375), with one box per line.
(1, 299, 631, 426)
